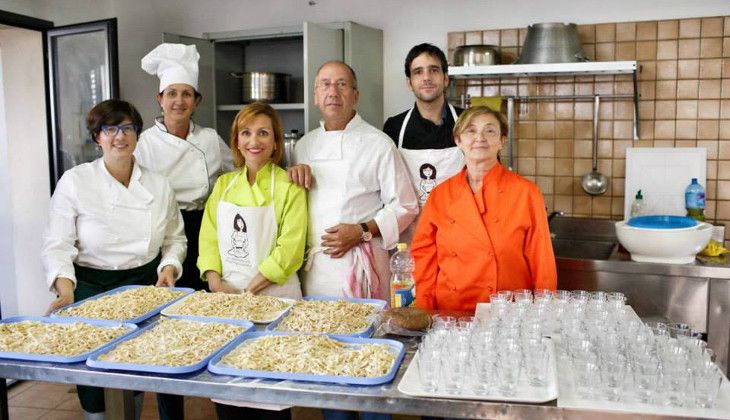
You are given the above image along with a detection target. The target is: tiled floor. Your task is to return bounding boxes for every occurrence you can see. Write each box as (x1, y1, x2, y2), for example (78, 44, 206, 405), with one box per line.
(7, 381, 417, 419)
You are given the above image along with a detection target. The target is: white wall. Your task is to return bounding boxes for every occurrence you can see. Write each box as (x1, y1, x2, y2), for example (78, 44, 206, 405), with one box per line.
(0, 26, 51, 316)
(2, 0, 729, 127)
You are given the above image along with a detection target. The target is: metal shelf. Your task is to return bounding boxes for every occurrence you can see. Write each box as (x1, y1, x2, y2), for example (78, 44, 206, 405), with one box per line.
(218, 103, 305, 112)
(448, 61, 637, 79)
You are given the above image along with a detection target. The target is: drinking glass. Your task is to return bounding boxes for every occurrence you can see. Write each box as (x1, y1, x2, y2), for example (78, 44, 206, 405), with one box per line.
(496, 338, 522, 396)
(600, 353, 626, 401)
(442, 349, 469, 393)
(633, 355, 659, 404)
(523, 338, 549, 387)
(417, 349, 440, 392)
(693, 364, 724, 408)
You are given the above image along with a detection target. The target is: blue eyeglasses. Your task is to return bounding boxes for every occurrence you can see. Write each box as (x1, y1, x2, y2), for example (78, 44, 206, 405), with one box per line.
(100, 123, 139, 137)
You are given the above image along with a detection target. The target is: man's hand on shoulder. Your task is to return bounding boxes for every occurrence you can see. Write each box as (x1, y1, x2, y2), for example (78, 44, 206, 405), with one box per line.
(321, 223, 362, 258)
(287, 164, 312, 189)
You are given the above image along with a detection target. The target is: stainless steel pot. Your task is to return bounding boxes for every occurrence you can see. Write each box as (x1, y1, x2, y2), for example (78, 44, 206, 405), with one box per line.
(516, 23, 589, 64)
(452, 45, 501, 66)
(282, 130, 301, 168)
(230, 72, 290, 103)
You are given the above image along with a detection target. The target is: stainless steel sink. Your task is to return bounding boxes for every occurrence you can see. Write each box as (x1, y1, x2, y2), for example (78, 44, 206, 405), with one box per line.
(551, 238, 617, 260)
(549, 216, 618, 260)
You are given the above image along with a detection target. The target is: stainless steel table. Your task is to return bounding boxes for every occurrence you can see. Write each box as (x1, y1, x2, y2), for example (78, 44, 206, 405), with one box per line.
(0, 342, 710, 420)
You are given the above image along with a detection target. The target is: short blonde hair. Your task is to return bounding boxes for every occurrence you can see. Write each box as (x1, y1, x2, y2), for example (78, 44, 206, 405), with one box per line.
(229, 102, 284, 167)
(453, 106, 508, 140)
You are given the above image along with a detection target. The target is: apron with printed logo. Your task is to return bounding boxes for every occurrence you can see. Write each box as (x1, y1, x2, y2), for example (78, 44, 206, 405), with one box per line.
(216, 167, 301, 299)
(398, 104, 464, 243)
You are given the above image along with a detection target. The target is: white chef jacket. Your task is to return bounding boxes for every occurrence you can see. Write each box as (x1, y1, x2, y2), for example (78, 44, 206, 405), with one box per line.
(135, 117, 234, 210)
(42, 158, 187, 290)
(293, 113, 418, 297)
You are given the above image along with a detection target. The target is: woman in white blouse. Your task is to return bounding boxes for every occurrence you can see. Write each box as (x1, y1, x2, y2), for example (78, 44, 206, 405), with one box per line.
(42, 99, 186, 420)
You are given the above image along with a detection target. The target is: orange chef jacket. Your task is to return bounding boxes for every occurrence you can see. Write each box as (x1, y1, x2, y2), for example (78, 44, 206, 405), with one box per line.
(412, 163, 557, 311)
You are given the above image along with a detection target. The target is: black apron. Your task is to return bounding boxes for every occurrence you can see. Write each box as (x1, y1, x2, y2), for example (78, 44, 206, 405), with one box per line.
(73, 254, 160, 413)
(177, 209, 209, 291)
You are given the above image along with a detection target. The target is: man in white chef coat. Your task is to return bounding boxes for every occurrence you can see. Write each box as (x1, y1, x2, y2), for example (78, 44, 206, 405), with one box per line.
(291, 60, 418, 302)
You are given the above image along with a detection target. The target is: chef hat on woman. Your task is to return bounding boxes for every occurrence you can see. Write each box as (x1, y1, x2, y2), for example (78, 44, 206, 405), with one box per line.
(141, 43, 199, 93)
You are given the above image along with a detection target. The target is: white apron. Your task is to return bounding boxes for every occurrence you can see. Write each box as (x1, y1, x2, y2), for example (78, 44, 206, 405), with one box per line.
(398, 104, 464, 243)
(216, 168, 302, 299)
(302, 131, 387, 299)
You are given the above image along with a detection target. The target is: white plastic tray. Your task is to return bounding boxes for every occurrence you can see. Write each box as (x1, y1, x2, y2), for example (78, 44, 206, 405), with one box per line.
(398, 338, 558, 403)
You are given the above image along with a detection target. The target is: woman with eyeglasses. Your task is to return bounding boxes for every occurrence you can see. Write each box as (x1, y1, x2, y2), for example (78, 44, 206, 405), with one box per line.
(41, 99, 186, 420)
(411, 106, 557, 312)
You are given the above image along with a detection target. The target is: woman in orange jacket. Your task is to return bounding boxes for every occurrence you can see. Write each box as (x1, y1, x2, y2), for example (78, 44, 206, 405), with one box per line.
(411, 106, 557, 312)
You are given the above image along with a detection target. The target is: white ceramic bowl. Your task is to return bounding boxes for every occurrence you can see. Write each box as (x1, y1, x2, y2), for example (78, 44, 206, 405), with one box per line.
(615, 221, 712, 264)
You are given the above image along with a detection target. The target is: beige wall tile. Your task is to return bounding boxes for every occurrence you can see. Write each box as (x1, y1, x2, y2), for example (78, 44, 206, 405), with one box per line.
(654, 100, 676, 119)
(574, 102, 594, 120)
(554, 195, 573, 212)
(616, 22, 637, 41)
(613, 140, 633, 159)
(543, 195, 554, 211)
(612, 198, 625, 218)
(536, 158, 555, 176)
(721, 101, 730, 119)
(517, 121, 536, 139)
(679, 39, 701, 59)
(719, 140, 730, 158)
(679, 18, 702, 38)
(656, 60, 678, 79)
(699, 79, 721, 98)
(716, 200, 730, 218)
(501, 47, 519, 64)
(577, 25, 595, 43)
(537, 102, 555, 120)
(556, 103, 574, 120)
(657, 40, 678, 60)
(637, 21, 658, 40)
(700, 58, 723, 78)
(501, 29, 518, 47)
(702, 17, 724, 37)
(555, 122, 574, 140)
(448, 32, 466, 50)
(724, 37, 730, 57)
(576, 82, 595, 96)
(698, 120, 720, 139)
(597, 140, 613, 158)
(538, 83, 556, 96)
(517, 139, 536, 157)
(725, 58, 730, 78)
(675, 140, 698, 147)
(595, 81, 614, 95)
(555, 177, 573, 195)
(615, 81, 634, 95)
(465, 31, 483, 44)
(721, 120, 730, 139)
(716, 180, 730, 200)
(574, 140, 592, 158)
(640, 79, 656, 99)
(518, 157, 536, 175)
(697, 140, 720, 159)
(676, 120, 698, 139)
(677, 99, 698, 119)
(639, 121, 654, 140)
(482, 30, 500, 45)
(708, 159, 719, 179)
(655, 120, 676, 138)
(616, 41, 636, 60)
(596, 43, 616, 61)
(658, 20, 679, 40)
(555, 158, 573, 176)
(707, 180, 718, 199)
(639, 101, 655, 118)
(717, 161, 730, 180)
(611, 177, 625, 197)
(698, 99, 721, 119)
(573, 158, 592, 176)
(536, 140, 555, 157)
(555, 139, 573, 157)
(723, 79, 730, 98)
(613, 159, 626, 177)
(499, 84, 517, 96)
(536, 121, 555, 138)
(701, 37, 724, 58)
(593, 197, 612, 216)
(704, 200, 716, 220)
(654, 140, 675, 147)
(656, 80, 678, 99)
(636, 40, 658, 61)
(599, 101, 614, 119)
(614, 121, 634, 139)
(725, 18, 730, 36)
(677, 80, 699, 98)
(615, 102, 633, 120)
(640, 61, 656, 81)
(536, 176, 554, 195)
(599, 121, 614, 139)
(596, 23, 616, 42)
(582, 44, 596, 61)
(678, 59, 700, 79)
(573, 195, 592, 216)
(575, 121, 593, 139)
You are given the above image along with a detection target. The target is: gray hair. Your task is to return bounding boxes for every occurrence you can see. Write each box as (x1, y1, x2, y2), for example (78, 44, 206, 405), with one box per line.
(314, 60, 358, 90)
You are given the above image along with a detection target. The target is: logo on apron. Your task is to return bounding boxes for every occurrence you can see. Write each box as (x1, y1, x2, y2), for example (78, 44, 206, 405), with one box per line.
(226, 213, 251, 266)
(418, 163, 437, 205)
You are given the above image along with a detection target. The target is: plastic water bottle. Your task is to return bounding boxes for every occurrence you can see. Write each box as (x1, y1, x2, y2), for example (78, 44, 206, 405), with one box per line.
(685, 178, 705, 221)
(630, 190, 645, 217)
(389, 243, 415, 308)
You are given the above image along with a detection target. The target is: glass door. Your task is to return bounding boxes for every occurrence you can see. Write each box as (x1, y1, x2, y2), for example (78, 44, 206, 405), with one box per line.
(46, 18, 118, 187)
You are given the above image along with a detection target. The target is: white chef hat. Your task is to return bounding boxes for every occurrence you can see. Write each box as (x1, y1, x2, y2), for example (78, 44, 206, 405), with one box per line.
(141, 43, 200, 93)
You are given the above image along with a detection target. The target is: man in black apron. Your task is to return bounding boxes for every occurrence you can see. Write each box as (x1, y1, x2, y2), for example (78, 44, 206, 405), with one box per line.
(383, 43, 465, 243)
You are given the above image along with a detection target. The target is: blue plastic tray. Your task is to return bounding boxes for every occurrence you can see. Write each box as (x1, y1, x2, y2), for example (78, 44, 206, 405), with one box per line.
(0, 316, 138, 363)
(627, 215, 698, 229)
(208, 331, 405, 385)
(265, 296, 387, 337)
(51, 285, 194, 324)
(86, 316, 254, 374)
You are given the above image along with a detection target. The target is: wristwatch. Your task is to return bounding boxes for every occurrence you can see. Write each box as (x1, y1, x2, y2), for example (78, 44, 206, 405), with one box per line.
(360, 222, 372, 242)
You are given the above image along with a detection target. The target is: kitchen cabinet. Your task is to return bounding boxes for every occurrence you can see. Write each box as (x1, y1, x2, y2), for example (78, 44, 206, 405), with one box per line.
(164, 21, 383, 140)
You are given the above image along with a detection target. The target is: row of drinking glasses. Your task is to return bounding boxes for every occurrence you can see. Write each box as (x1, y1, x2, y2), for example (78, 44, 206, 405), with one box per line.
(416, 310, 552, 396)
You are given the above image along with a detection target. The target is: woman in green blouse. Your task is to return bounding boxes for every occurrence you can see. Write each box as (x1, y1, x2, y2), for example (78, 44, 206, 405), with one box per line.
(198, 102, 307, 298)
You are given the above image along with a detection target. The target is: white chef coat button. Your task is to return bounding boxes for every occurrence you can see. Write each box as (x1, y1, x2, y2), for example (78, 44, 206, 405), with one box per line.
(451, 251, 457, 257)
(113, 266, 118, 270)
